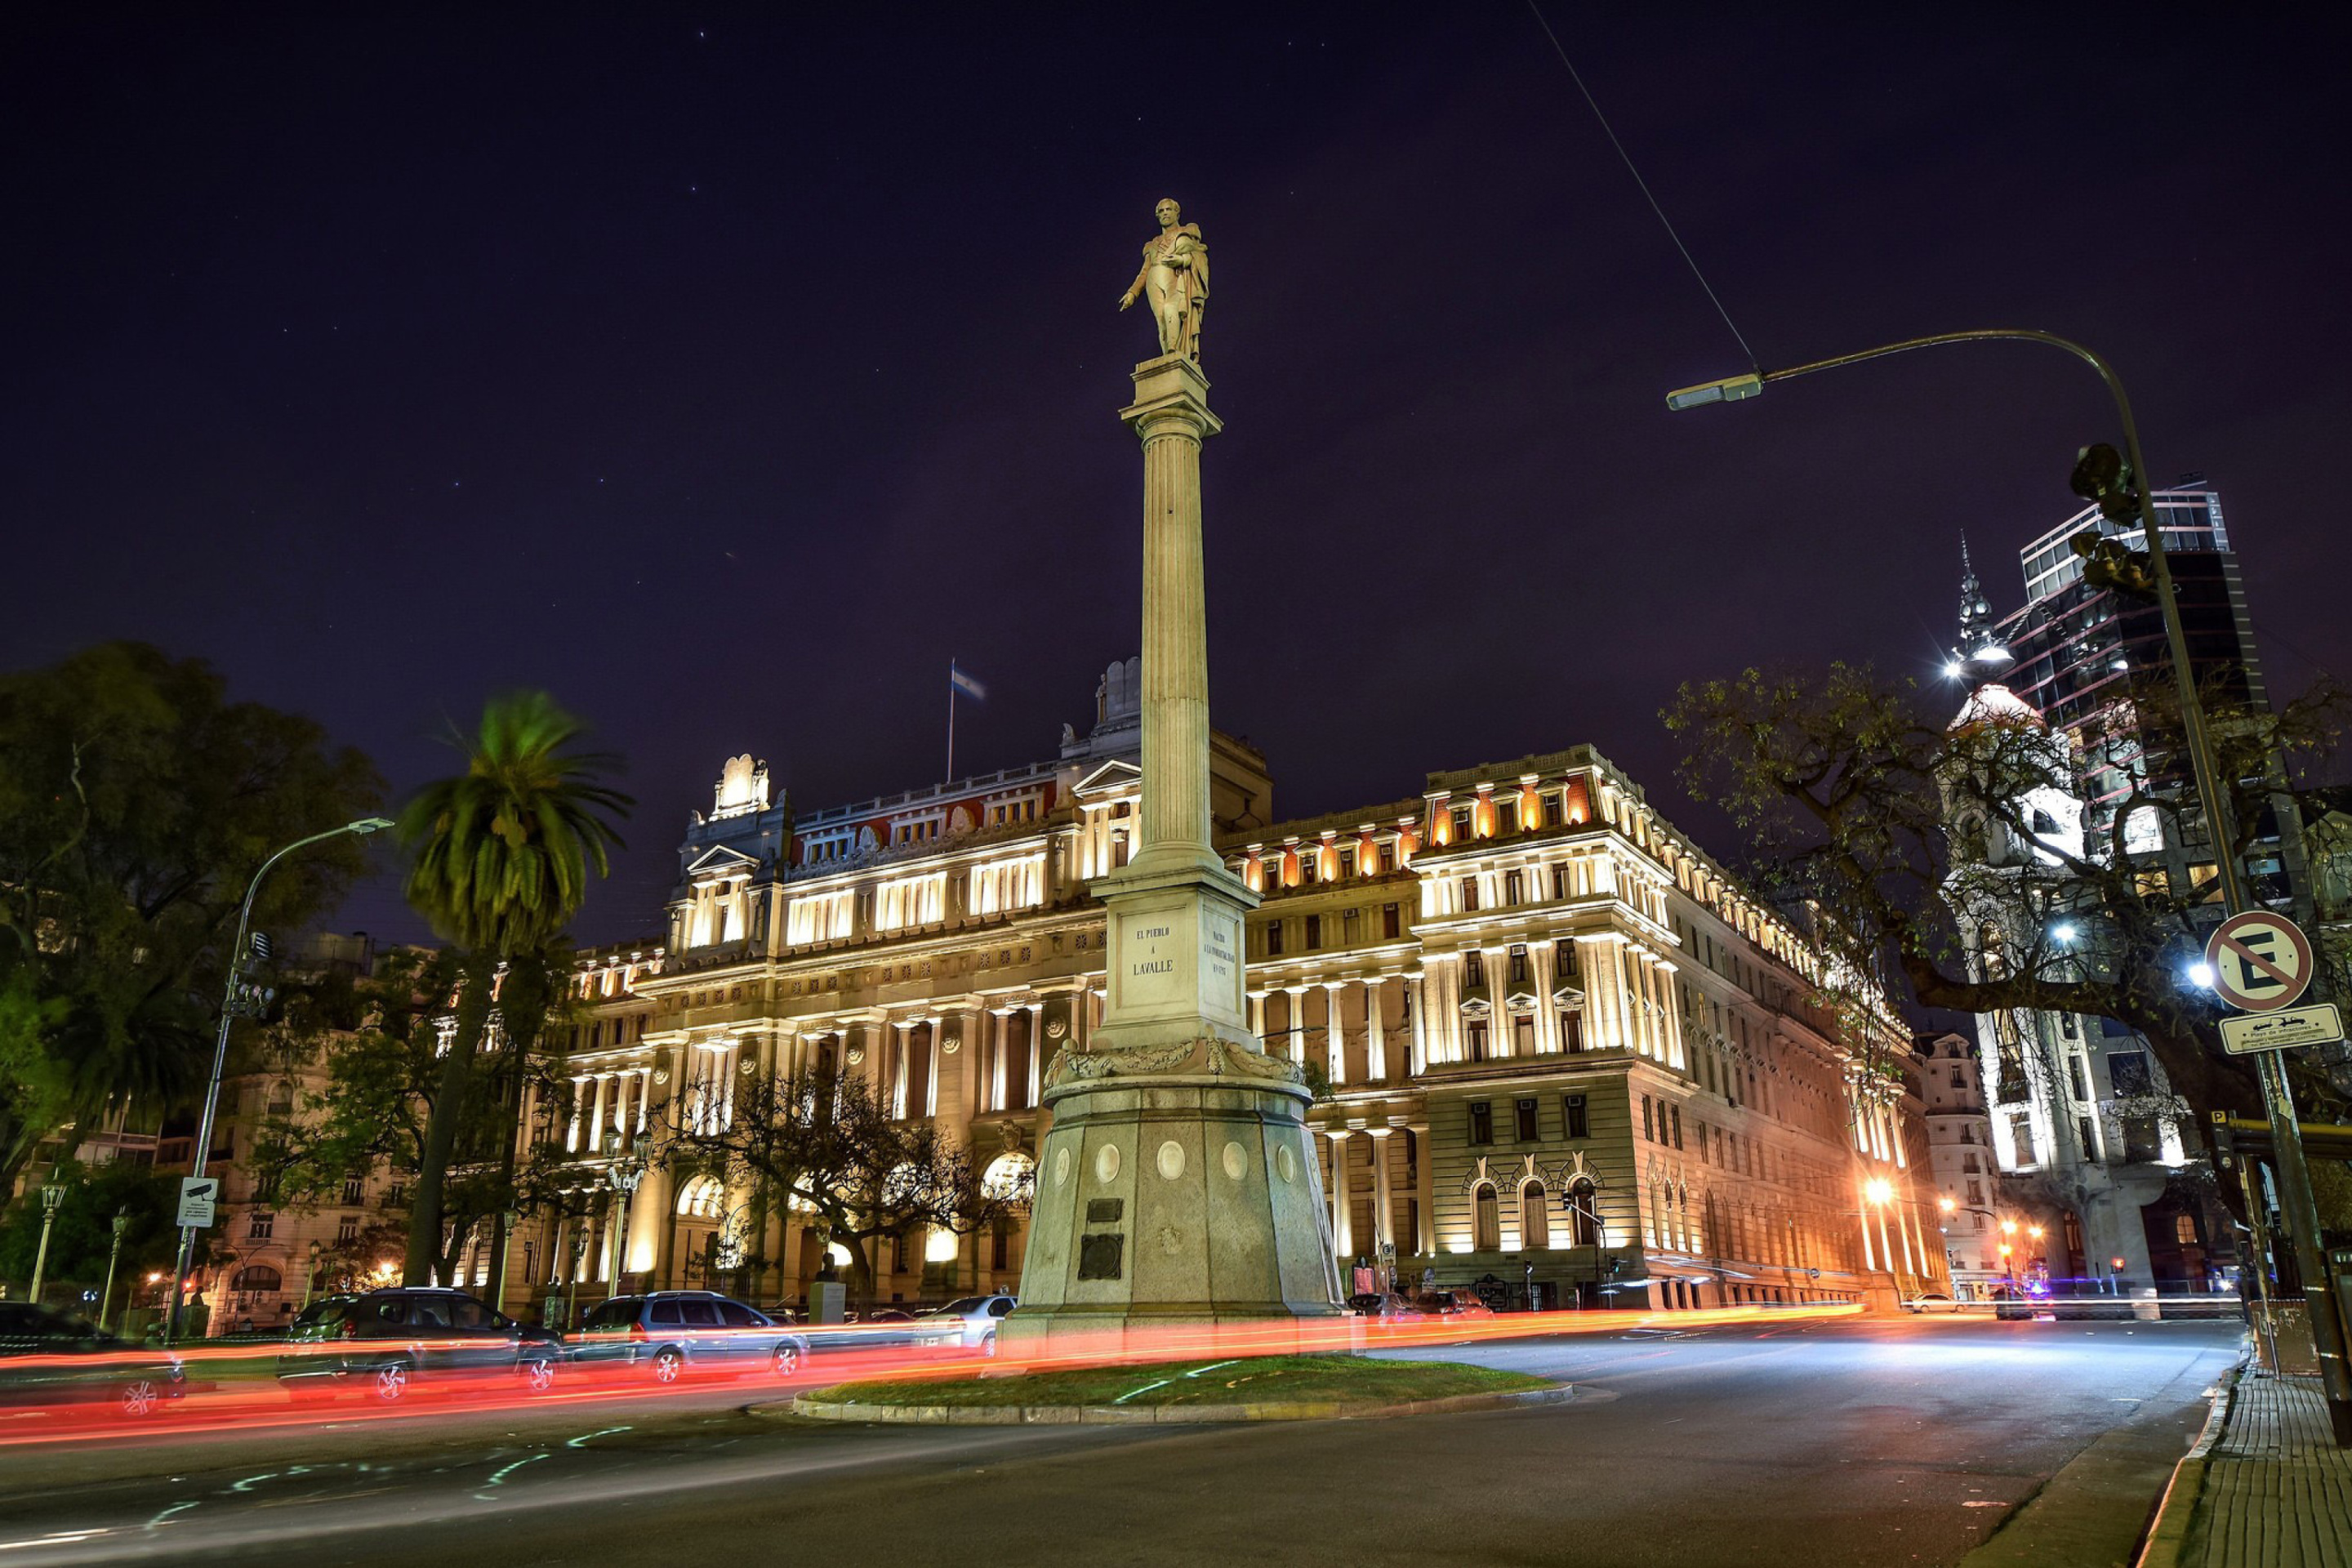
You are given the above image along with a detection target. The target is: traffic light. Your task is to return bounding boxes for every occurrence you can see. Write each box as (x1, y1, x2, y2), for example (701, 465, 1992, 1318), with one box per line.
(2069, 443, 2140, 523)
(2069, 529, 2158, 601)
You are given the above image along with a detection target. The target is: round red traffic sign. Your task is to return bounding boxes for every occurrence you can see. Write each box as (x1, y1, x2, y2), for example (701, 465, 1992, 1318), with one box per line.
(2203, 911, 2314, 1013)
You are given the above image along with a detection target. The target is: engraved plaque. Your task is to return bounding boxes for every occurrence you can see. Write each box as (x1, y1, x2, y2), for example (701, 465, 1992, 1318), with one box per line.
(1078, 1233, 1126, 1281)
(1086, 1198, 1125, 1224)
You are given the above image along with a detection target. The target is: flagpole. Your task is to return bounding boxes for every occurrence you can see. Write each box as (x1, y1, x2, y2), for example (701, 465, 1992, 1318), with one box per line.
(947, 660, 956, 784)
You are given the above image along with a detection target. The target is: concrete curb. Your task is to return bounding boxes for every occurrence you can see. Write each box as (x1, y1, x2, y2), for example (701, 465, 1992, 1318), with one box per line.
(754, 1382, 1575, 1426)
(2132, 1348, 2247, 1568)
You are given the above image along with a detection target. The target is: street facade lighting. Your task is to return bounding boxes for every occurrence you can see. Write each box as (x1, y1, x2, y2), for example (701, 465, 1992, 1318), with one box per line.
(29, 1184, 68, 1304)
(165, 816, 394, 1344)
(1666, 328, 2352, 1444)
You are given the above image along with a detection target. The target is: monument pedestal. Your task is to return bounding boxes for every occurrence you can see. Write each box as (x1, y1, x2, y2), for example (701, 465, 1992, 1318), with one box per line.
(1004, 342, 1341, 1345)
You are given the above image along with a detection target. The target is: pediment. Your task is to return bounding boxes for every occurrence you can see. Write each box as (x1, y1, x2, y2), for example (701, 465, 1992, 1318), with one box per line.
(1503, 987, 1542, 1011)
(1458, 996, 1493, 1019)
(685, 844, 763, 880)
(1551, 983, 1586, 1009)
(1074, 759, 1143, 799)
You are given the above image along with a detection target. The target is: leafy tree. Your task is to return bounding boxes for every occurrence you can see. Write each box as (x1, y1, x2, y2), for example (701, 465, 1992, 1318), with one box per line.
(0, 1156, 180, 1299)
(0, 642, 381, 1192)
(393, 693, 628, 1284)
(251, 947, 581, 1290)
(659, 1066, 1029, 1302)
(1662, 662, 2350, 1128)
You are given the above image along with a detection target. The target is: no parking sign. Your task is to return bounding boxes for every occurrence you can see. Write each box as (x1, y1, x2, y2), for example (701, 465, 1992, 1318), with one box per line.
(2203, 911, 2315, 1013)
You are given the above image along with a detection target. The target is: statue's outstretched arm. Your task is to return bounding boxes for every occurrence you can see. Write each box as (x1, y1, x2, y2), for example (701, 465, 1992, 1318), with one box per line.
(1119, 259, 1151, 309)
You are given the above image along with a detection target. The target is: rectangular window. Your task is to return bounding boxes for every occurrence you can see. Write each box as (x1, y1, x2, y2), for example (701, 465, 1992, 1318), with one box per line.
(336, 1216, 359, 1245)
(1452, 806, 1472, 842)
(1467, 1020, 1490, 1061)
(1554, 938, 1579, 983)
(1379, 844, 1396, 873)
(1304, 914, 1322, 950)
(991, 1223, 1009, 1271)
(1551, 864, 1569, 899)
(1463, 951, 1486, 987)
(1508, 945, 1529, 986)
(1512, 1015, 1535, 1054)
(249, 1212, 274, 1241)
(1342, 909, 1361, 946)
(1469, 1101, 1494, 1144)
(1504, 870, 1525, 906)
(1515, 1098, 1539, 1141)
(1460, 877, 1481, 913)
(1339, 849, 1356, 878)
(2107, 1051, 2154, 1097)
(342, 1176, 365, 1205)
(1382, 903, 1401, 939)
(1670, 1105, 1684, 1150)
(1563, 1093, 1590, 1139)
(1965, 1179, 1984, 1205)
(892, 1232, 910, 1272)
(1545, 791, 1564, 828)
(1498, 798, 1519, 835)
(1559, 1012, 1582, 1052)
(1266, 921, 1285, 956)
(1642, 1095, 1655, 1142)
(2066, 1054, 2091, 1102)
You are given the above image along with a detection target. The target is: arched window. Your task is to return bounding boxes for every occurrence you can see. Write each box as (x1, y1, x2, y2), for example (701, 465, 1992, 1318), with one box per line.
(675, 1175, 728, 1218)
(1565, 1179, 1599, 1247)
(981, 1152, 1036, 1205)
(1472, 1183, 1501, 1250)
(1520, 1183, 1550, 1250)
(231, 1264, 283, 1293)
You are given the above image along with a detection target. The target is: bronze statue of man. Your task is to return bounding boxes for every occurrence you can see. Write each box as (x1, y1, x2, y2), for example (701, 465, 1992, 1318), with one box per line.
(1117, 198, 1209, 363)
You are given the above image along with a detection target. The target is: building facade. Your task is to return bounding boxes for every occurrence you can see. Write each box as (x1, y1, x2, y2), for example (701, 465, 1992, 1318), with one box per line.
(486, 662, 1946, 1319)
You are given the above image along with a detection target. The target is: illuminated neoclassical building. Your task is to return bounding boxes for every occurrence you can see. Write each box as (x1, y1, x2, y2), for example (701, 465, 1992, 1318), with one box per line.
(505, 661, 1945, 1316)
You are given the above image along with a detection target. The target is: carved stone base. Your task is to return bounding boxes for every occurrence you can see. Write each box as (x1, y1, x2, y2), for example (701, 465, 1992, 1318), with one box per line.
(1004, 1041, 1343, 1344)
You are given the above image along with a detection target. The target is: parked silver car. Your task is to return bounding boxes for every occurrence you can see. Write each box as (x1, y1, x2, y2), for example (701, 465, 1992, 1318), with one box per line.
(569, 1291, 809, 1384)
(915, 1293, 1017, 1352)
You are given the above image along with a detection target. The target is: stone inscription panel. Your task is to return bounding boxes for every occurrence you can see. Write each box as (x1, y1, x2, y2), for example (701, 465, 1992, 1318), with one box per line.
(1086, 1198, 1125, 1224)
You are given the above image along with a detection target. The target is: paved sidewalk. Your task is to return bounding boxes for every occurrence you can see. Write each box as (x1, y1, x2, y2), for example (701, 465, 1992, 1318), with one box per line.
(2143, 1371, 2352, 1567)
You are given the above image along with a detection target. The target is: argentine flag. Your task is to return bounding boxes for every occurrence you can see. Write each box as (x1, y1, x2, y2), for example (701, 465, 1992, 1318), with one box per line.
(949, 662, 987, 701)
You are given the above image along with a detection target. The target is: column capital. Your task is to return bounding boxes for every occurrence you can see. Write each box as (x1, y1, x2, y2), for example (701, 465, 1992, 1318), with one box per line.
(1365, 1125, 1395, 1140)
(1323, 1126, 1354, 1144)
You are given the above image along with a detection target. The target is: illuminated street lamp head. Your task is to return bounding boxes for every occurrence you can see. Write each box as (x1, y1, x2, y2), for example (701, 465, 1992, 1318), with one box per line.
(1937, 1196, 1957, 1214)
(1864, 1178, 1894, 1205)
(2051, 922, 2078, 943)
(1998, 1243, 2014, 1258)
(2001, 1218, 2019, 1236)
(350, 817, 395, 835)
(2028, 1225, 2045, 1241)
(1664, 371, 1764, 411)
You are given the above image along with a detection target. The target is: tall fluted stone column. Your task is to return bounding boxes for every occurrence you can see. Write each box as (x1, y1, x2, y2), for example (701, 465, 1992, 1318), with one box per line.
(1005, 340, 1341, 1342)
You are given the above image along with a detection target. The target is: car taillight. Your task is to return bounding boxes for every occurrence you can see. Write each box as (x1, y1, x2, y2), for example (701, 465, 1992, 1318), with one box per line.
(339, 1320, 358, 1340)
(629, 1322, 647, 1341)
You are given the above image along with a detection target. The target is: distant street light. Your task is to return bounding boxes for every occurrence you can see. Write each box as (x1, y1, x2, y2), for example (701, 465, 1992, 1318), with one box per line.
(99, 1206, 130, 1332)
(29, 1185, 67, 1304)
(165, 817, 394, 1344)
(1666, 328, 2352, 1444)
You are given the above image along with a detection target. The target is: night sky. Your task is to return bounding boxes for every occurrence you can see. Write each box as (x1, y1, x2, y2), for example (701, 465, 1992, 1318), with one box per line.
(9, 7, 2349, 948)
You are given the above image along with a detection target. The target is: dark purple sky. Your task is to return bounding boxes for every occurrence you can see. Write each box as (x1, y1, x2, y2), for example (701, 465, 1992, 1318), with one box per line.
(8, 7, 2348, 947)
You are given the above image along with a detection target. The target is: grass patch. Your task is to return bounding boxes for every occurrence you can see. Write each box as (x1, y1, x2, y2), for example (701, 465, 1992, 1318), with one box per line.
(818, 1354, 1550, 1410)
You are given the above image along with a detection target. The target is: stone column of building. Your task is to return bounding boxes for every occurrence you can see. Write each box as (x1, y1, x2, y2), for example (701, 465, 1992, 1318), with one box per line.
(1327, 1129, 1355, 1261)
(1405, 976, 1428, 1076)
(1248, 991, 1266, 1036)
(1009, 322, 1338, 1340)
(1410, 1120, 1435, 1254)
(987, 1008, 1009, 1114)
(1367, 1125, 1396, 1255)
(1364, 978, 1388, 1081)
(588, 1074, 608, 1149)
(1283, 984, 1308, 1063)
(1025, 1001, 1045, 1107)
(890, 1019, 914, 1119)
(1530, 943, 1561, 1054)
(1323, 982, 1346, 1085)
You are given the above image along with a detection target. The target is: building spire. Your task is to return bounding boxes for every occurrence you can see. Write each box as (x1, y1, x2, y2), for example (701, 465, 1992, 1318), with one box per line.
(1950, 533, 2009, 676)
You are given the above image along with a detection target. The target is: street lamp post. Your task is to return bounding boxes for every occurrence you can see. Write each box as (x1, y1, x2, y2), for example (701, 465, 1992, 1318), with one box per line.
(1668, 329, 2352, 1445)
(601, 1134, 644, 1301)
(164, 817, 394, 1345)
(29, 1185, 67, 1305)
(99, 1207, 130, 1331)
(299, 1239, 323, 1314)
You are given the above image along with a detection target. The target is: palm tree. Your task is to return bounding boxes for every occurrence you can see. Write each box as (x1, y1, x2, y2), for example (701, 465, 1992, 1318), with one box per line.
(396, 693, 629, 1285)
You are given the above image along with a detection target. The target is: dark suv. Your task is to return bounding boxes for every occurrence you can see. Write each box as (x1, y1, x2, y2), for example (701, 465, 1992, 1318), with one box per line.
(277, 1288, 564, 1402)
(570, 1291, 809, 1384)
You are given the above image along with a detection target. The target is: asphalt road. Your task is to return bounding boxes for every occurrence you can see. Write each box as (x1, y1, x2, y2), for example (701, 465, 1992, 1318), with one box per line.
(0, 1316, 2239, 1568)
